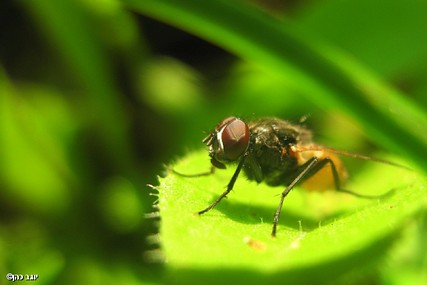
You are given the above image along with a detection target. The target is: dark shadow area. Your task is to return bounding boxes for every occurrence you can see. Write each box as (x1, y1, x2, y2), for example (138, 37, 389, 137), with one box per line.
(200, 195, 343, 232)
(198, 183, 403, 233)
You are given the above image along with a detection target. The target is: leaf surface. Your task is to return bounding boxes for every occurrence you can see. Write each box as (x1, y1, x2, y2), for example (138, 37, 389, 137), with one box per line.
(156, 150, 426, 284)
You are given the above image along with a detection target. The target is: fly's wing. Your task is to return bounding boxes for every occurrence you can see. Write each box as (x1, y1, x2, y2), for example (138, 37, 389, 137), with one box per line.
(243, 154, 263, 183)
(300, 151, 348, 191)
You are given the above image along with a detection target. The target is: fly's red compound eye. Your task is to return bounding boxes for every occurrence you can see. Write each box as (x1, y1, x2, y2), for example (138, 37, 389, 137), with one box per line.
(215, 117, 237, 132)
(218, 118, 249, 161)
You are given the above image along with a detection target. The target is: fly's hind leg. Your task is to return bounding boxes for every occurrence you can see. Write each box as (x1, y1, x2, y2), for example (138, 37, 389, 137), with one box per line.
(272, 156, 395, 237)
(312, 157, 394, 199)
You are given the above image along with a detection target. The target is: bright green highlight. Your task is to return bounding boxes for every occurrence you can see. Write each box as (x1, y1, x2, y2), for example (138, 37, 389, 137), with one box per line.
(157, 150, 426, 284)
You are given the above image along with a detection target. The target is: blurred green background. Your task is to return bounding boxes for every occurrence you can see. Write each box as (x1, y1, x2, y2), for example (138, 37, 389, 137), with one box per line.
(1, 0, 426, 284)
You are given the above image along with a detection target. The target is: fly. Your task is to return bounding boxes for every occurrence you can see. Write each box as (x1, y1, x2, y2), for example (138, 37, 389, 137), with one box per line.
(174, 116, 408, 237)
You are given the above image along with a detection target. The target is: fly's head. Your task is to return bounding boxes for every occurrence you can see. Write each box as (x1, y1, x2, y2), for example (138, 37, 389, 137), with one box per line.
(203, 117, 250, 169)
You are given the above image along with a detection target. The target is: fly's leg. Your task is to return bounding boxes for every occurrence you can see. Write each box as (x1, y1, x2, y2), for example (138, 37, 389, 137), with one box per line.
(197, 154, 247, 215)
(311, 157, 393, 199)
(272, 157, 319, 237)
(272, 156, 394, 236)
(171, 165, 215, 177)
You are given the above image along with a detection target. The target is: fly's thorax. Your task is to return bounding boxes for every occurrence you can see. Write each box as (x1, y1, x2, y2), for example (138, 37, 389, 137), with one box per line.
(249, 118, 309, 145)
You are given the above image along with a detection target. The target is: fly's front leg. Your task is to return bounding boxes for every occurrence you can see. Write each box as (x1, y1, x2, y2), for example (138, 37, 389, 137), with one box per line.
(197, 154, 247, 215)
(171, 165, 215, 178)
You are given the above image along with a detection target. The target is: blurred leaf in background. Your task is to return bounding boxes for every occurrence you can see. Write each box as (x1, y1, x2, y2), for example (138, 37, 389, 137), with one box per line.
(0, 0, 426, 284)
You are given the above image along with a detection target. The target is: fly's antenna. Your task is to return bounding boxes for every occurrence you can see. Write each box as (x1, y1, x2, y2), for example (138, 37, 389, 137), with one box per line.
(298, 114, 311, 124)
(296, 145, 413, 171)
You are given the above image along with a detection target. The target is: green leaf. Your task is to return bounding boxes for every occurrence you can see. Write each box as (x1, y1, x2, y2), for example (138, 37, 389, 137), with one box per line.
(124, 0, 427, 172)
(22, 0, 137, 173)
(0, 70, 73, 215)
(156, 150, 426, 284)
(295, 0, 427, 77)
